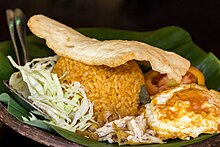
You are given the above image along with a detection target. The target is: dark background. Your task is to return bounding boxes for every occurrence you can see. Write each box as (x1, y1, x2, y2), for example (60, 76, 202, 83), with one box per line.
(0, 0, 219, 146)
(0, 0, 220, 57)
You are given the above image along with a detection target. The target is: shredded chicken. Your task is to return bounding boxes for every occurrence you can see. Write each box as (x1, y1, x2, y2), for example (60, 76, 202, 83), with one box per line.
(96, 115, 163, 145)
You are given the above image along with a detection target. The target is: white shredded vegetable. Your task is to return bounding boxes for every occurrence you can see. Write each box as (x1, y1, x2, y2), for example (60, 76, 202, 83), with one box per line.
(8, 55, 94, 132)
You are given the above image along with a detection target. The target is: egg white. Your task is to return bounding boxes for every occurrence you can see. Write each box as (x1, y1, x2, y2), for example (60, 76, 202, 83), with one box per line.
(146, 84, 220, 140)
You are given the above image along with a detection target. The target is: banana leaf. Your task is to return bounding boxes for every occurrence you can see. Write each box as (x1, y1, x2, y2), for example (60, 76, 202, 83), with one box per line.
(0, 91, 216, 147)
(51, 124, 215, 147)
(0, 26, 219, 146)
(77, 27, 220, 90)
(0, 93, 53, 132)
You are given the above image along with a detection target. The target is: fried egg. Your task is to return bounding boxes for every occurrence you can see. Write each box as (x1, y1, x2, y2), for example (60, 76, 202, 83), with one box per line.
(146, 84, 220, 140)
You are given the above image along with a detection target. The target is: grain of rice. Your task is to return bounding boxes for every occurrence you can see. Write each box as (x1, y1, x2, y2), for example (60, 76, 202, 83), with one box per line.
(52, 57, 145, 126)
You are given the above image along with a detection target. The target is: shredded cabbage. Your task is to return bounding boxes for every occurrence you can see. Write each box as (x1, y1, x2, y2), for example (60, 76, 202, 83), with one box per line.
(8, 55, 94, 132)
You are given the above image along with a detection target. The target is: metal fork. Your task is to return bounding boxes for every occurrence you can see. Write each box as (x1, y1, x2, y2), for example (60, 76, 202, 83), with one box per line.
(6, 8, 29, 65)
(5, 9, 49, 119)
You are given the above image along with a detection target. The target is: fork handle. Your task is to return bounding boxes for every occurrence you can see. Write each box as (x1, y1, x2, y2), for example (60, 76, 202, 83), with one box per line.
(6, 9, 21, 65)
(15, 8, 30, 64)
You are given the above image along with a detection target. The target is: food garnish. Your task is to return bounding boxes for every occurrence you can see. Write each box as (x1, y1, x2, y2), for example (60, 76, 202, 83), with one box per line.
(144, 66, 205, 95)
(8, 56, 94, 132)
(3, 14, 219, 146)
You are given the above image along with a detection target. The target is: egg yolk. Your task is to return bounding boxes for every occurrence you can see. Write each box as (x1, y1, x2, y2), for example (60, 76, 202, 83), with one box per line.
(156, 88, 218, 120)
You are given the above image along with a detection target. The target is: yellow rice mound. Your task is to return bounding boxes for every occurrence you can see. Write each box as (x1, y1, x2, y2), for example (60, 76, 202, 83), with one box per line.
(52, 57, 145, 126)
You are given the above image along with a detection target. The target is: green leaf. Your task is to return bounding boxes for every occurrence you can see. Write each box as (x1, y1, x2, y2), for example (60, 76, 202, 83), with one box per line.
(0, 93, 30, 123)
(0, 52, 16, 80)
(26, 35, 55, 59)
(0, 27, 219, 90)
(0, 41, 16, 56)
(51, 124, 113, 147)
(51, 124, 214, 147)
(0, 26, 219, 146)
(0, 93, 52, 131)
(77, 27, 151, 41)
(0, 93, 10, 105)
(194, 53, 220, 90)
(0, 91, 215, 147)
(77, 27, 219, 90)
(24, 119, 53, 132)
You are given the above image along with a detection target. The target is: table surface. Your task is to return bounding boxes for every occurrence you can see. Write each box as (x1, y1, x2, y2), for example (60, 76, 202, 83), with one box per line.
(0, 0, 219, 146)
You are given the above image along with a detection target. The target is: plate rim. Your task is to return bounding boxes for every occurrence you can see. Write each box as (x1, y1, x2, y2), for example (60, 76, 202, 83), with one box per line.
(1, 101, 220, 147)
(0, 102, 82, 147)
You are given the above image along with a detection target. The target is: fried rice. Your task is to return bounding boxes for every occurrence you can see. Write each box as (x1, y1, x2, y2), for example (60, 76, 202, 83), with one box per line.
(52, 57, 145, 126)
